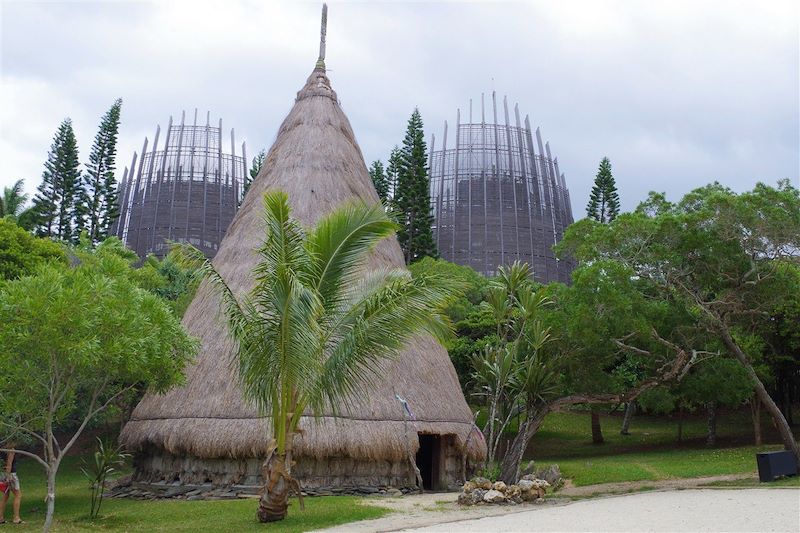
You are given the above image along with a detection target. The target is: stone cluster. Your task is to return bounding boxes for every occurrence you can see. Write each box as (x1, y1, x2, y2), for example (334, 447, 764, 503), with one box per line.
(457, 475, 550, 506)
(106, 476, 412, 500)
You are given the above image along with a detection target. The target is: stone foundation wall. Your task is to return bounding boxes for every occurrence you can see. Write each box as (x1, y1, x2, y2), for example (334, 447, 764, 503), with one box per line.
(132, 444, 467, 494)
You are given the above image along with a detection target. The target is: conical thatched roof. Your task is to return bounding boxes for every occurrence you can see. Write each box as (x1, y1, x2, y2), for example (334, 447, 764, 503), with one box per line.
(121, 54, 485, 465)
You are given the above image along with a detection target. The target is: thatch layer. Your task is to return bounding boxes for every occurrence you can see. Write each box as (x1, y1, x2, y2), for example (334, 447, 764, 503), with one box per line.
(121, 65, 487, 464)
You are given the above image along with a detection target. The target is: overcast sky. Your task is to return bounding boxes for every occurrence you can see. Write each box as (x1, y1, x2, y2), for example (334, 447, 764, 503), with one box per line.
(1, 0, 798, 217)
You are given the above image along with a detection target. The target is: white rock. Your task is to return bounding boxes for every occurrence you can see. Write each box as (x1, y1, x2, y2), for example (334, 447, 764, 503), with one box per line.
(483, 489, 506, 503)
(518, 479, 534, 491)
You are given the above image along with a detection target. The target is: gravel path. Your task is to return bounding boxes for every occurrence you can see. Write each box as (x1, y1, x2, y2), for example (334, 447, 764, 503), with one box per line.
(402, 489, 800, 532)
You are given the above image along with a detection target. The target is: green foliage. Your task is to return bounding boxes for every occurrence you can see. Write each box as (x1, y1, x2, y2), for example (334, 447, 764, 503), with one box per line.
(0, 179, 28, 219)
(189, 191, 459, 469)
(135, 251, 200, 317)
(476, 462, 502, 482)
(0, 244, 197, 529)
(468, 262, 557, 464)
(395, 108, 437, 263)
(79, 99, 123, 243)
(586, 157, 620, 223)
(0, 260, 196, 427)
(243, 149, 266, 203)
(0, 218, 67, 280)
(81, 438, 130, 519)
(561, 180, 800, 458)
(33, 118, 82, 242)
(368, 160, 390, 202)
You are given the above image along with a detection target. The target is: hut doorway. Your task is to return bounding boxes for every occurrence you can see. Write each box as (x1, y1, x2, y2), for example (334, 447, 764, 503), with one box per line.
(416, 433, 442, 490)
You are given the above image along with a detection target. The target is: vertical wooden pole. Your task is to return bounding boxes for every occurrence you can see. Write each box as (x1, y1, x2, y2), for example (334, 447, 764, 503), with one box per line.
(503, 96, 520, 262)
(151, 116, 173, 255)
(491, 91, 504, 268)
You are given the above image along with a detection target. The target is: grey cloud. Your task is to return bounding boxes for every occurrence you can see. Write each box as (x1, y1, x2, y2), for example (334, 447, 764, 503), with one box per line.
(1, 1, 797, 217)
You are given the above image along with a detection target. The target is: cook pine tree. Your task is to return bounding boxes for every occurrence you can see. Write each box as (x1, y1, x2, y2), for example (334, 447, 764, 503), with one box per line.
(586, 157, 620, 224)
(386, 146, 402, 201)
(242, 149, 266, 204)
(32, 119, 81, 242)
(394, 109, 437, 264)
(585, 156, 622, 443)
(78, 99, 123, 243)
(368, 160, 389, 202)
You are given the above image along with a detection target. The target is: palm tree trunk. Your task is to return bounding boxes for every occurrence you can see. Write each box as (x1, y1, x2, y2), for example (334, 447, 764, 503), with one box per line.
(257, 453, 291, 522)
(591, 407, 604, 444)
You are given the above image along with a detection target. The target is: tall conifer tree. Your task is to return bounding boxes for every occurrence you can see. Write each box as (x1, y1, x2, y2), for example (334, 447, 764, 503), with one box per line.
(33, 119, 81, 241)
(368, 160, 389, 202)
(585, 156, 620, 444)
(242, 149, 266, 203)
(586, 157, 620, 223)
(386, 146, 402, 201)
(79, 98, 123, 242)
(395, 108, 437, 264)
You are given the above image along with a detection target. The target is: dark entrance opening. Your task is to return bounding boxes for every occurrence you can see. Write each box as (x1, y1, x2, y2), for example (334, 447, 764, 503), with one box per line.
(416, 433, 441, 490)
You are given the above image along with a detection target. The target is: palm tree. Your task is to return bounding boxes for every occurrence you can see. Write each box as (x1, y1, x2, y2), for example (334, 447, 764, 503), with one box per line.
(188, 191, 458, 522)
(0, 179, 27, 218)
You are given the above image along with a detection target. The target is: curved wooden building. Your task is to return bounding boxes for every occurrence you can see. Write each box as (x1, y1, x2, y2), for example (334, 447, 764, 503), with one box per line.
(112, 112, 247, 259)
(430, 94, 575, 283)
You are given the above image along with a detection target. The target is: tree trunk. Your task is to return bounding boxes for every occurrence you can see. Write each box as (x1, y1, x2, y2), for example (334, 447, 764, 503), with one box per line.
(499, 406, 549, 484)
(677, 406, 684, 444)
(257, 453, 291, 522)
(43, 466, 56, 533)
(706, 401, 717, 447)
(718, 326, 800, 462)
(591, 406, 604, 444)
(620, 401, 636, 435)
(750, 396, 762, 446)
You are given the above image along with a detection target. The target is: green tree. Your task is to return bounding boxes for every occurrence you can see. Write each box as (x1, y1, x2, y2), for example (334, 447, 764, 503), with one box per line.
(186, 191, 457, 522)
(243, 149, 266, 203)
(586, 157, 620, 223)
(395, 109, 437, 263)
(0, 218, 67, 280)
(682, 358, 752, 446)
(32, 119, 81, 242)
(368, 160, 389, 202)
(494, 260, 693, 483)
(0, 179, 28, 219)
(78, 99, 123, 242)
(0, 251, 196, 532)
(560, 180, 800, 462)
(386, 146, 402, 201)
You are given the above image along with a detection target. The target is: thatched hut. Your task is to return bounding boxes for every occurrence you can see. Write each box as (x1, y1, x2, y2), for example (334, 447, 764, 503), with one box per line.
(120, 10, 486, 492)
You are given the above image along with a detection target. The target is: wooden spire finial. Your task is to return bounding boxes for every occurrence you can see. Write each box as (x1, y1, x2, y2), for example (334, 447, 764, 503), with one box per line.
(316, 4, 327, 70)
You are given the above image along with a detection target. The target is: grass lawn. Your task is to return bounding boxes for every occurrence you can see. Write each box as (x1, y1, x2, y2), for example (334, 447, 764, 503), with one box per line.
(8, 458, 389, 532)
(520, 408, 797, 487)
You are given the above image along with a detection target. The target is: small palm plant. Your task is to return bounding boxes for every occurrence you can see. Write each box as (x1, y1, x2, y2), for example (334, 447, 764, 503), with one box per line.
(81, 438, 130, 519)
(187, 191, 458, 522)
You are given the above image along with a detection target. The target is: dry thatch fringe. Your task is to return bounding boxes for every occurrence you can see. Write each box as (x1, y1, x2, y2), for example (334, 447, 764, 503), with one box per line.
(121, 63, 486, 465)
